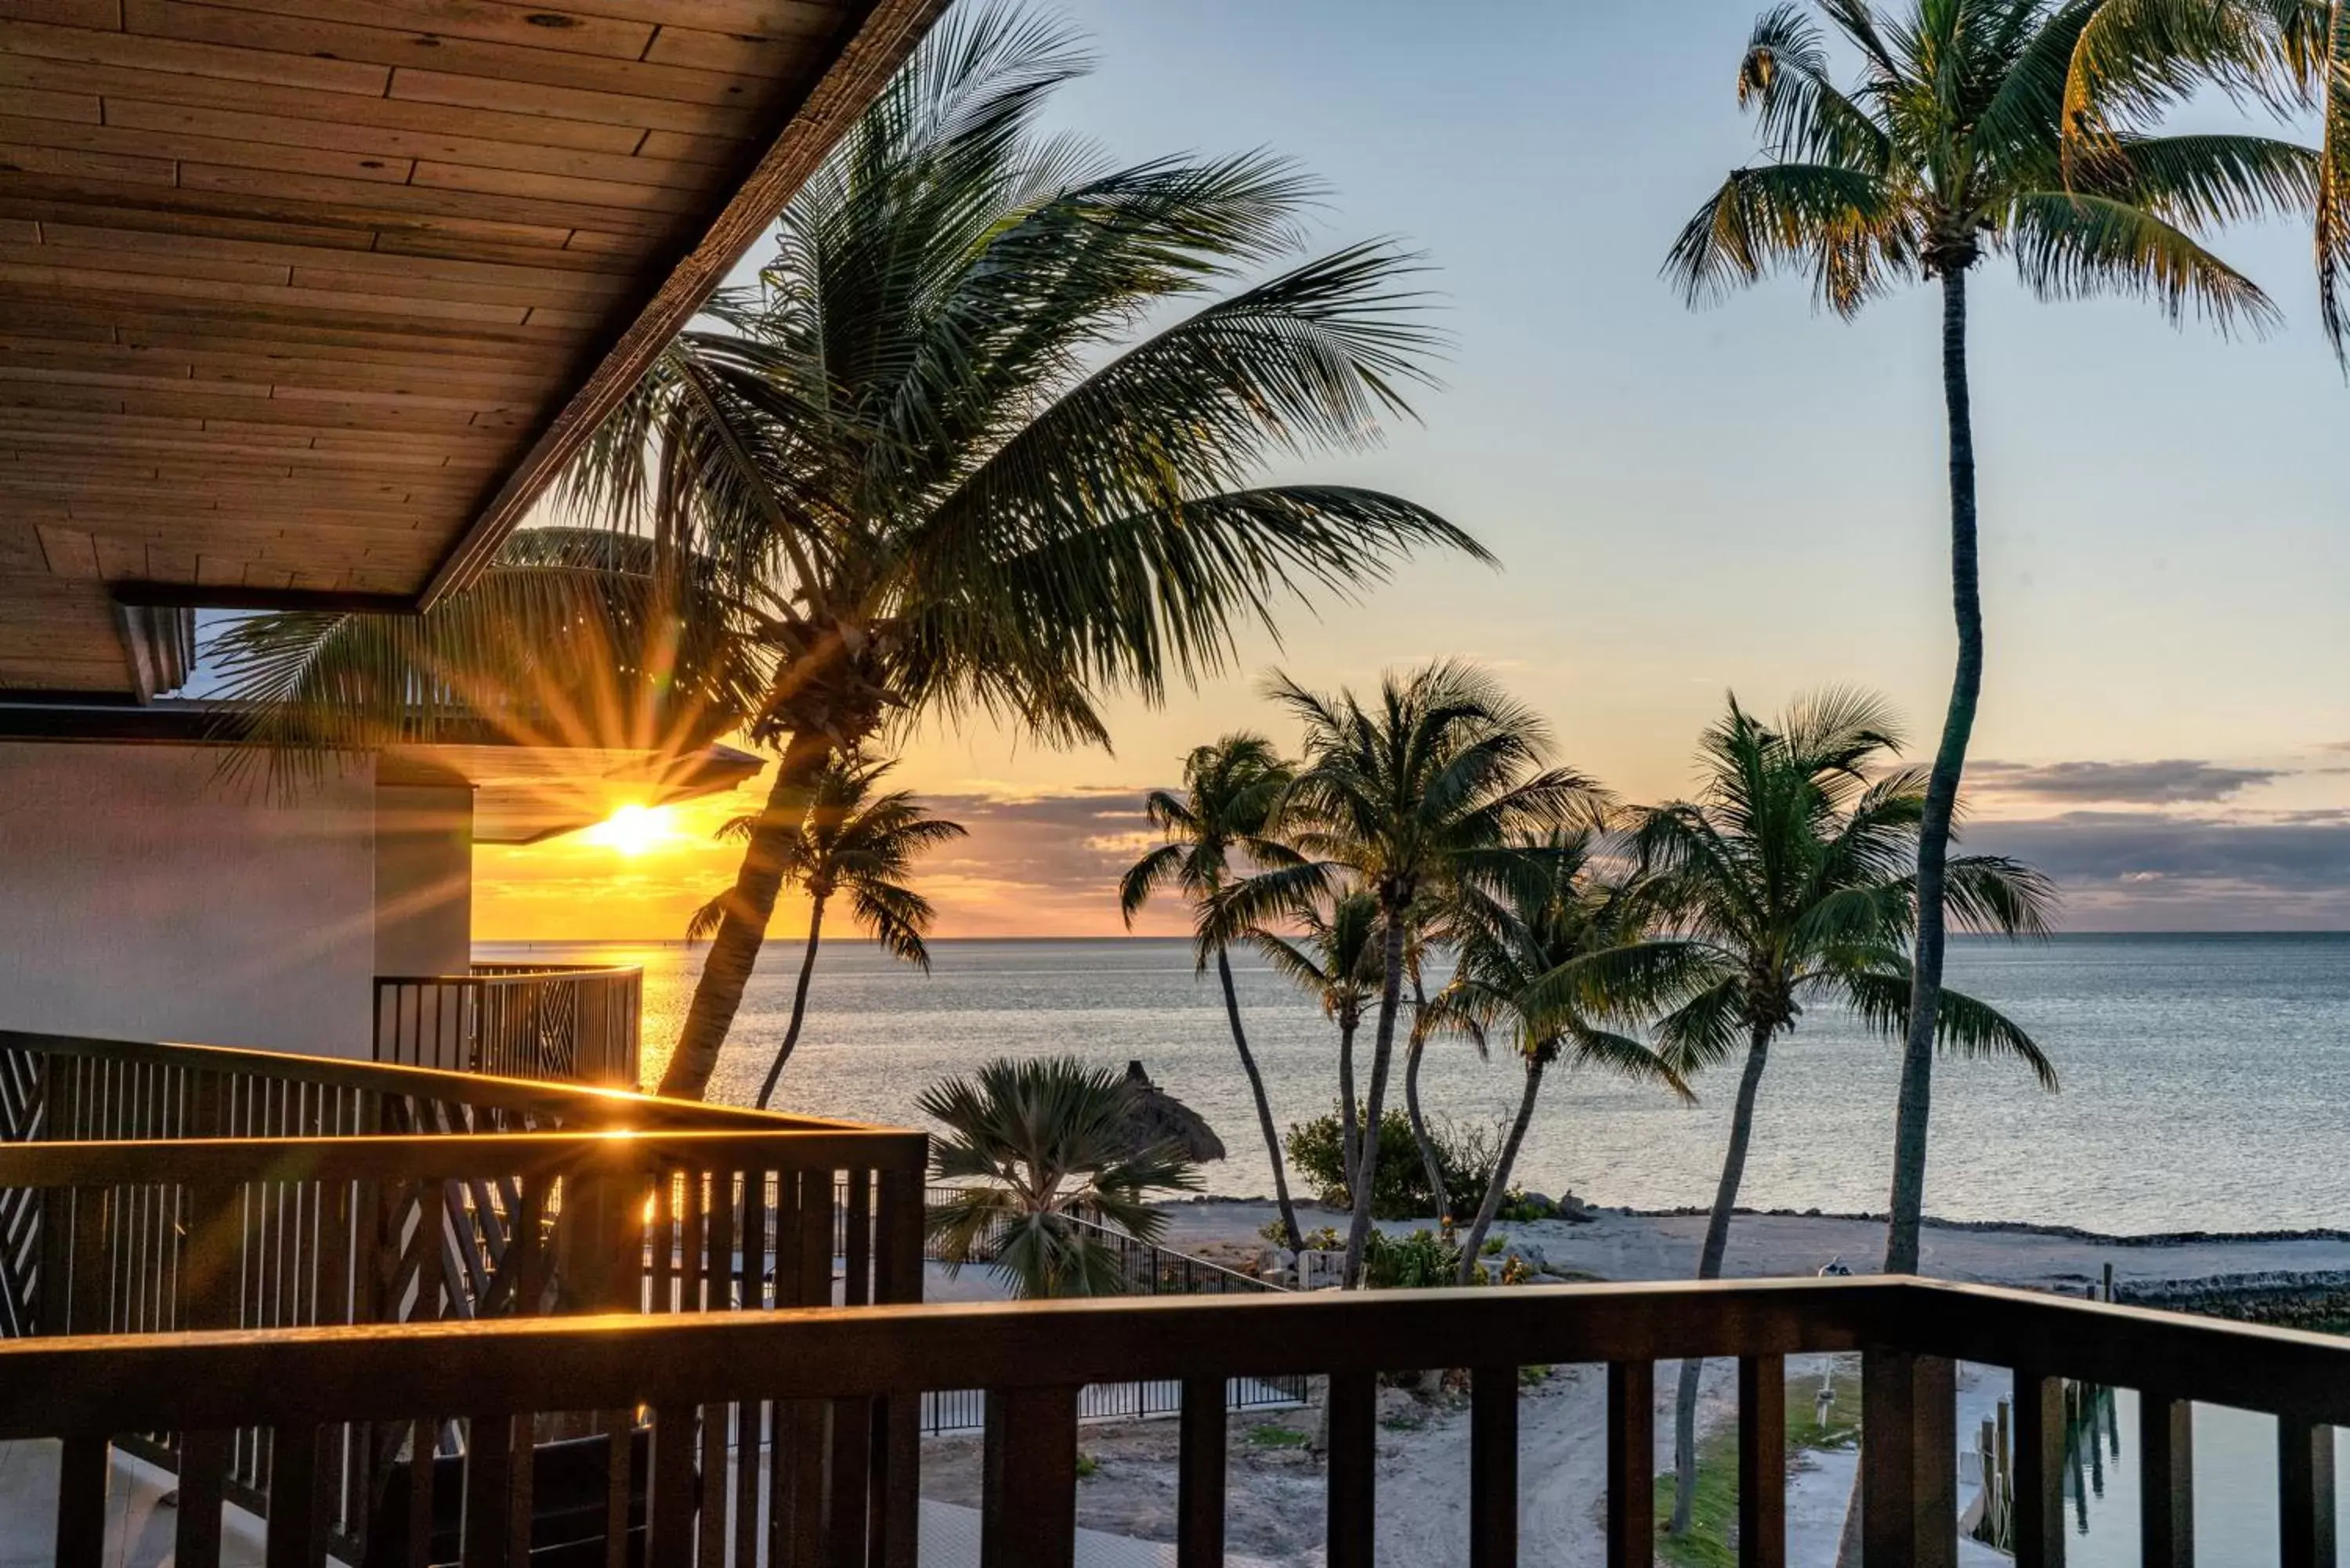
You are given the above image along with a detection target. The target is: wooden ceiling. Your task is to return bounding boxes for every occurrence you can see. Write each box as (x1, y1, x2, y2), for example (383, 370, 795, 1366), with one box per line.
(0, 0, 939, 697)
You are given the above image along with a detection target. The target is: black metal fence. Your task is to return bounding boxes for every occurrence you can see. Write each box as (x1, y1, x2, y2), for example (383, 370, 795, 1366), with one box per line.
(916, 1186, 1307, 1431)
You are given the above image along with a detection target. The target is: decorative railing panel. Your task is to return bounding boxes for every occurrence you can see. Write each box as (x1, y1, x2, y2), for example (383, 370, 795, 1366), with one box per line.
(375, 963, 642, 1089)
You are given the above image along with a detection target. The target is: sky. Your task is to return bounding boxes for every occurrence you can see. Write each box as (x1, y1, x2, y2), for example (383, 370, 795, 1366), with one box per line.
(477, 2, 2350, 940)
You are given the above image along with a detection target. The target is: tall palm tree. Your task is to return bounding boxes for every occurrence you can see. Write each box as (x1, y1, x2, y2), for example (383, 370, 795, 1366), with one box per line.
(688, 759, 965, 1108)
(1251, 661, 1606, 1287)
(1667, 0, 2306, 1277)
(1247, 887, 1384, 1208)
(923, 1055, 1201, 1299)
(1118, 735, 1308, 1251)
(213, 5, 1486, 1102)
(1562, 692, 2055, 1537)
(1422, 835, 1689, 1281)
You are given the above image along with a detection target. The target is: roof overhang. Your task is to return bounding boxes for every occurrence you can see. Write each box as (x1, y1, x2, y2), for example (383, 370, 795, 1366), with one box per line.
(0, 0, 944, 699)
(0, 699, 764, 844)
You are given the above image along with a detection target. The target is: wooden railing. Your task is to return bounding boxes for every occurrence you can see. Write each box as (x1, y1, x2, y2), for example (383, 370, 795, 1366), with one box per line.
(8, 1277, 2346, 1568)
(374, 963, 643, 1089)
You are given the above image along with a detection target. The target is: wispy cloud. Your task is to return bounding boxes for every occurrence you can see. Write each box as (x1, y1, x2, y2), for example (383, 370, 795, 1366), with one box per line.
(1969, 758, 2283, 805)
(1968, 813, 2350, 928)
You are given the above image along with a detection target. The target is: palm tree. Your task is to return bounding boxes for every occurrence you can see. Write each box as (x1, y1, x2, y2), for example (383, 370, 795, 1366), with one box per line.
(1118, 735, 1308, 1251)
(1562, 692, 2055, 1537)
(1247, 887, 1384, 1209)
(688, 759, 965, 1109)
(923, 1055, 1202, 1299)
(1252, 661, 1606, 1287)
(1666, 0, 2306, 1277)
(1422, 835, 1689, 1281)
(212, 5, 1487, 1102)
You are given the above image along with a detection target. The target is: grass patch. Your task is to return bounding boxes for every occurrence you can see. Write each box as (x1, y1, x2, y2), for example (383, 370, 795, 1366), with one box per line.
(1076, 1453, 1100, 1479)
(1654, 1356, 1864, 1567)
(1246, 1425, 1312, 1450)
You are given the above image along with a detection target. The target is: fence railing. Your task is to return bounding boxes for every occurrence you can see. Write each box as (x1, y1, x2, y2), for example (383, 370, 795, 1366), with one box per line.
(9, 1277, 2343, 1568)
(374, 963, 642, 1089)
(0, 1028, 929, 1564)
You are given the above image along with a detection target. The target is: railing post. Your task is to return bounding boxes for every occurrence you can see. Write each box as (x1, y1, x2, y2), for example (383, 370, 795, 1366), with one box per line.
(1738, 1354, 1785, 1568)
(2012, 1369, 2066, 1568)
(2138, 1393, 2193, 1568)
(1177, 1375, 1226, 1568)
(981, 1386, 1079, 1568)
(2280, 1414, 2335, 1568)
(1605, 1360, 1654, 1568)
(1470, 1364, 1518, 1568)
(1860, 1350, 1955, 1568)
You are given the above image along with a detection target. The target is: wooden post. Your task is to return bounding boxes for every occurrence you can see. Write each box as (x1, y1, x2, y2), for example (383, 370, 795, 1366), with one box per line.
(2279, 1416, 2335, 1568)
(1176, 1375, 1226, 1568)
(1860, 1351, 1955, 1568)
(1606, 1360, 1654, 1568)
(1470, 1364, 1518, 1568)
(1325, 1371, 1376, 1568)
(2010, 1370, 2065, 1568)
(2138, 1393, 2193, 1568)
(1738, 1354, 1786, 1568)
(981, 1386, 1079, 1568)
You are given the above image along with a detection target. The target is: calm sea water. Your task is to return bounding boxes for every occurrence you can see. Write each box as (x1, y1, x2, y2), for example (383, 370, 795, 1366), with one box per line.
(478, 931, 2350, 1237)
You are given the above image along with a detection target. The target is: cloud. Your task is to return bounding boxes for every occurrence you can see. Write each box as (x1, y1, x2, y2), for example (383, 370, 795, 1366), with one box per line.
(916, 788, 1189, 937)
(1969, 758, 2283, 804)
(1966, 813, 2350, 928)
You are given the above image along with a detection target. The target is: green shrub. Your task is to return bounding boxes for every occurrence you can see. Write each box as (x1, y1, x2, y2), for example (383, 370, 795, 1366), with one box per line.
(1360, 1227, 1459, 1289)
(1284, 1104, 1502, 1221)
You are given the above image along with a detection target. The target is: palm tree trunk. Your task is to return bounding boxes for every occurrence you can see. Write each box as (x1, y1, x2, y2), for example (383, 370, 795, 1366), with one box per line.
(657, 729, 834, 1098)
(1341, 906, 1410, 1288)
(1885, 263, 1981, 1276)
(1404, 1032, 1448, 1223)
(1337, 1013, 1361, 1211)
(1404, 973, 1448, 1223)
(754, 893, 827, 1110)
(1671, 1022, 1773, 1536)
(1217, 945, 1303, 1252)
(1457, 1051, 1545, 1284)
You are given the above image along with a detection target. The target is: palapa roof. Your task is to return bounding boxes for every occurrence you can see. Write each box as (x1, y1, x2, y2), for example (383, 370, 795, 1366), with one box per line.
(0, 0, 942, 699)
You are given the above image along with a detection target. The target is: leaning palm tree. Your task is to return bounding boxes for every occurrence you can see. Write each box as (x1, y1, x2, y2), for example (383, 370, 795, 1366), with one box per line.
(1118, 735, 1307, 1250)
(211, 5, 1487, 1103)
(1422, 835, 1689, 1281)
(1668, 0, 2305, 1277)
(689, 758, 966, 1108)
(1560, 692, 2056, 1537)
(1246, 887, 1385, 1206)
(923, 1055, 1201, 1299)
(1251, 662, 1607, 1287)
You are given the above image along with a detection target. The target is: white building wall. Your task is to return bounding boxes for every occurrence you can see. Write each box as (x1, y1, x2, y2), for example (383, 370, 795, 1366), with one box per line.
(0, 742, 383, 1059)
(373, 783, 474, 979)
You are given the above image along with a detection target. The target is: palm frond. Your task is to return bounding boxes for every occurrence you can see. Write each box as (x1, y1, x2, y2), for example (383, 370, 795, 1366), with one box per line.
(2004, 188, 2282, 331)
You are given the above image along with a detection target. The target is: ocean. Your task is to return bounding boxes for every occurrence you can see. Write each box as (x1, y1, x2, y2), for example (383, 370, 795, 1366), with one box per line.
(479, 930, 2350, 1237)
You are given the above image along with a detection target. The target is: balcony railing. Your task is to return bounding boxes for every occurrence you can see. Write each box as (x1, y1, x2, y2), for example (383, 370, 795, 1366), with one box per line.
(374, 963, 643, 1088)
(0, 1027, 929, 1566)
(9, 1274, 2350, 1567)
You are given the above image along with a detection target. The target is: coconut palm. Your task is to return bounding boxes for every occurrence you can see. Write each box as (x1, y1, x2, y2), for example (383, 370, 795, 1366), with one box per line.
(1555, 692, 2055, 1536)
(211, 5, 1486, 1103)
(1249, 661, 1607, 1287)
(1118, 735, 1308, 1250)
(688, 759, 965, 1108)
(1246, 887, 1384, 1206)
(922, 1055, 1202, 1299)
(1422, 835, 1690, 1281)
(1667, 0, 2307, 1277)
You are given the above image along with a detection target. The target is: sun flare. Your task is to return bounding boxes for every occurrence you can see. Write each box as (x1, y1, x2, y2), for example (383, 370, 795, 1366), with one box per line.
(584, 803, 674, 858)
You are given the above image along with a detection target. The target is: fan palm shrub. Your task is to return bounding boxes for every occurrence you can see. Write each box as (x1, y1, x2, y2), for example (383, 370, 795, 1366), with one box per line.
(1421, 834, 1689, 1281)
(689, 758, 964, 1107)
(1557, 692, 2055, 1536)
(1248, 661, 1607, 1286)
(1668, 0, 2309, 1278)
(923, 1055, 1201, 1299)
(1119, 735, 1309, 1250)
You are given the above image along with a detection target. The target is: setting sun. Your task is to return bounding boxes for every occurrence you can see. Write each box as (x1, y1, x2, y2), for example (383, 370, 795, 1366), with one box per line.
(583, 803, 676, 858)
